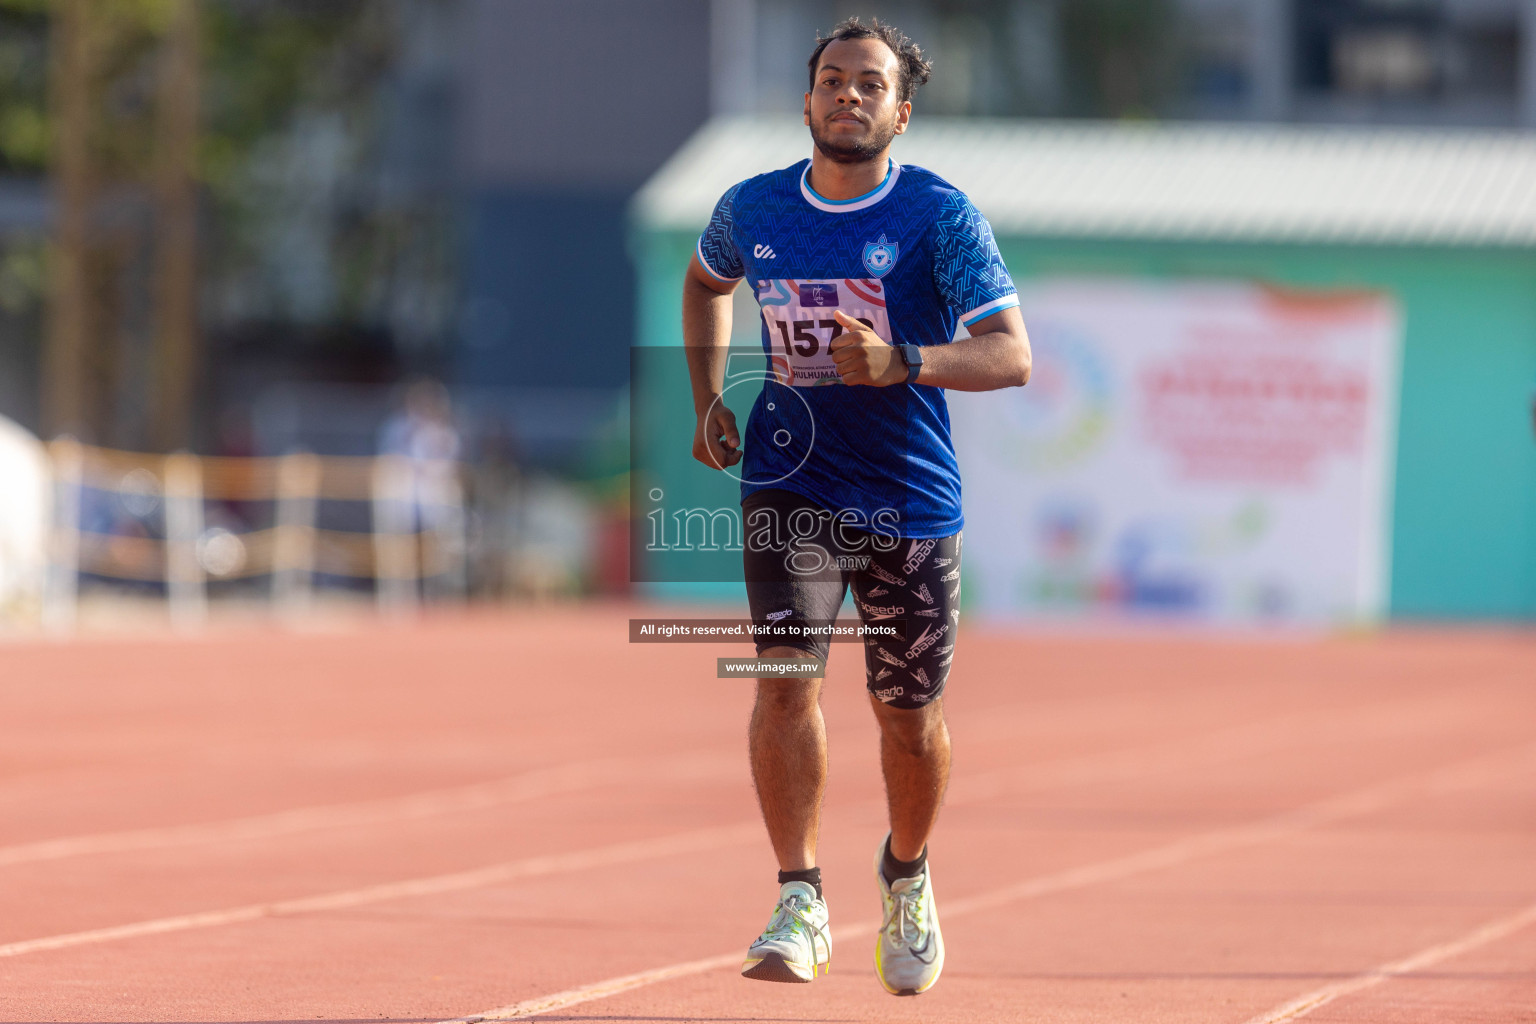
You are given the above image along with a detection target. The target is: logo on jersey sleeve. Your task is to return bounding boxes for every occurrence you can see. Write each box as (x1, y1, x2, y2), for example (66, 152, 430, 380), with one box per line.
(862, 234, 899, 278)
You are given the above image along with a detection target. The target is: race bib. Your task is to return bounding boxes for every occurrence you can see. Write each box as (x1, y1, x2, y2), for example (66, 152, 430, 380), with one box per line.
(756, 278, 892, 387)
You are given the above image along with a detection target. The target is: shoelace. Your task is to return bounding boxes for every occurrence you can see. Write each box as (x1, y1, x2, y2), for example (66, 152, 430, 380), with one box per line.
(764, 894, 832, 977)
(881, 879, 926, 948)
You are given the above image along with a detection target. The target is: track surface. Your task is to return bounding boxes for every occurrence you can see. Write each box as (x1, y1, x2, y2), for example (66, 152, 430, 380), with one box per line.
(0, 605, 1533, 1022)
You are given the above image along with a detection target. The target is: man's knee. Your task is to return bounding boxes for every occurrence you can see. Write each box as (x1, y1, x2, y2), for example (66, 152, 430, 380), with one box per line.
(754, 649, 823, 716)
(872, 698, 948, 757)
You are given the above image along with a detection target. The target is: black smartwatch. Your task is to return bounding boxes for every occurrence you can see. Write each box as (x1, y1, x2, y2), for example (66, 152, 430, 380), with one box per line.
(897, 343, 923, 383)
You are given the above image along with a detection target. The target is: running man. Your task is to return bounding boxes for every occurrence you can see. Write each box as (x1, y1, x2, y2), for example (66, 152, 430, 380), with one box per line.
(682, 17, 1030, 995)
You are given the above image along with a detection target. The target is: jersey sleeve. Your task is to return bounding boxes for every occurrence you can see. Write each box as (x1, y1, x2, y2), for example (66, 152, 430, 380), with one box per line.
(696, 182, 746, 283)
(932, 191, 1019, 328)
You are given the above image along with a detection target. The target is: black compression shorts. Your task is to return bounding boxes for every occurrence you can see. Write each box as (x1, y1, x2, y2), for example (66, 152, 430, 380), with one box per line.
(741, 487, 961, 710)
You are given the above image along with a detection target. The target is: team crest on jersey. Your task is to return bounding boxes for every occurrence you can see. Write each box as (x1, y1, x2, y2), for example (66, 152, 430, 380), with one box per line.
(862, 234, 898, 278)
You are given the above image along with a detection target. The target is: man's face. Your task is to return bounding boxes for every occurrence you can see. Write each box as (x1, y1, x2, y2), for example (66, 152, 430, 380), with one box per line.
(803, 37, 910, 164)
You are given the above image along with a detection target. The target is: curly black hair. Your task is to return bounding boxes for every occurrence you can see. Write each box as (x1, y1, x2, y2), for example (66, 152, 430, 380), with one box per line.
(807, 17, 932, 104)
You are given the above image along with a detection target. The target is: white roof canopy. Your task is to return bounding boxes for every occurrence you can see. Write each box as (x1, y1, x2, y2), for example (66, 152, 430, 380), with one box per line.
(633, 117, 1536, 247)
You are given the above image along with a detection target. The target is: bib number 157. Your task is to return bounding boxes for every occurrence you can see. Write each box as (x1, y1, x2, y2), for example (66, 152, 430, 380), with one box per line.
(756, 278, 890, 387)
(768, 316, 875, 357)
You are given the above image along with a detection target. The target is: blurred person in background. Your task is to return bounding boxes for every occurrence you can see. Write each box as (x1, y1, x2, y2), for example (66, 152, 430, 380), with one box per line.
(683, 16, 1030, 996)
(466, 418, 521, 598)
(378, 378, 462, 526)
(378, 379, 464, 594)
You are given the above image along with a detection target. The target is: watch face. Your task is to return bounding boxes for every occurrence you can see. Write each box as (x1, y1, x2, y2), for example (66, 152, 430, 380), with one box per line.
(902, 345, 921, 382)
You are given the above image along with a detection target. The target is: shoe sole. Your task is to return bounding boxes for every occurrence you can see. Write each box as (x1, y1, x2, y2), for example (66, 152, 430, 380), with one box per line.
(879, 963, 943, 997)
(742, 951, 818, 983)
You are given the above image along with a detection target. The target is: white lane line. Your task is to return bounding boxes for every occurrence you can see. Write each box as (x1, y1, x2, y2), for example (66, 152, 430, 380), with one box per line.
(0, 822, 762, 959)
(954, 690, 1486, 807)
(438, 913, 895, 1024)
(0, 707, 1523, 972)
(1239, 899, 1536, 1024)
(943, 738, 1536, 919)
(0, 751, 738, 868)
(0, 715, 1367, 954)
(440, 741, 1536, 1022)
(440, 953, 746, 1024)
(0, 688, 1466, 870)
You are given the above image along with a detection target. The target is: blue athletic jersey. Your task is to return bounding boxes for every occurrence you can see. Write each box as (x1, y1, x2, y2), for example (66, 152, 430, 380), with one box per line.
(697, 158, 1018, 538)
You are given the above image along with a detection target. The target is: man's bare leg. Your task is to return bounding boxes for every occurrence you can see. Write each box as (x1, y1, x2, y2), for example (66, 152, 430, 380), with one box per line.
(870, 696, 951, 861)
(749, 646, 827, 871)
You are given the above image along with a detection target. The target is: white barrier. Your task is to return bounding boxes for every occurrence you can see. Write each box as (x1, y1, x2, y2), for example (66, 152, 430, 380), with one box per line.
(0, 417, 50, 624)
(34, 441, 468, 628)
(271, 452, 321, 617)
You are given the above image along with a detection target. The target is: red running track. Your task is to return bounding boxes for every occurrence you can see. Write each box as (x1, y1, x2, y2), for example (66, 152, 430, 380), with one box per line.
(0, 605, 1533, 1022)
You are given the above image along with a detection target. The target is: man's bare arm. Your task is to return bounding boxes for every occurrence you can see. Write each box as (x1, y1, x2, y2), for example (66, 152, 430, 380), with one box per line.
(918, 305, 1031, 391)
(682, 255, 744, 469)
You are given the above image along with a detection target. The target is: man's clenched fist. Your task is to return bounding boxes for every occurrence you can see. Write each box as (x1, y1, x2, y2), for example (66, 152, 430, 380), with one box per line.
(828, 310, 903, 386)
(693, 399, 742, 470)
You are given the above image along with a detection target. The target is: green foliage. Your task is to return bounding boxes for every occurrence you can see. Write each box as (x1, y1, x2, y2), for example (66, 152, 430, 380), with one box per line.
(0, 241, 43, 314)
(200, 1, 374, 192)
(0, 0, 373, 179)
(1060, 0, 1178, 118)
(0, 1, 48, 172)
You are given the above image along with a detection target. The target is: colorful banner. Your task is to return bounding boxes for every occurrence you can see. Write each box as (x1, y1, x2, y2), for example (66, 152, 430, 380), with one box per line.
(951, 279, 1401, 624)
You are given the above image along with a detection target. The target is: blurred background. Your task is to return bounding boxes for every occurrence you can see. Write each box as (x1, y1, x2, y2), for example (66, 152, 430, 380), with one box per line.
(0, 0, 1533, 628)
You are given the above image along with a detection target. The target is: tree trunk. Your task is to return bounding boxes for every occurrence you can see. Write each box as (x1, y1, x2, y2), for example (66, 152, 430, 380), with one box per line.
(43, 0, 94, 440)
(151, 0, 202, 453)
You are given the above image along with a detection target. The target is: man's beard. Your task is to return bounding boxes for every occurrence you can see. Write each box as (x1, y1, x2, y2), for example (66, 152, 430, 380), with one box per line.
(809, 112, 898, 164)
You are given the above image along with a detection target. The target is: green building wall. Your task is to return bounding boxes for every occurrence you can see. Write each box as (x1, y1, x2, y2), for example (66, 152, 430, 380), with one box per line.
(634, 229, 1536, 620)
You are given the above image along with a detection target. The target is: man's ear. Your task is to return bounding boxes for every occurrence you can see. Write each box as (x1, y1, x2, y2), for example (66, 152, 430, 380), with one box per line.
(803, 92, 811, 126)
(893, 100, 912, 136)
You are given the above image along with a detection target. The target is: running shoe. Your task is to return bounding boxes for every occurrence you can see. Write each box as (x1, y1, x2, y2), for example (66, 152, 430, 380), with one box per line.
(873, 835, 945, 995)
(741, 880, 831, 983)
